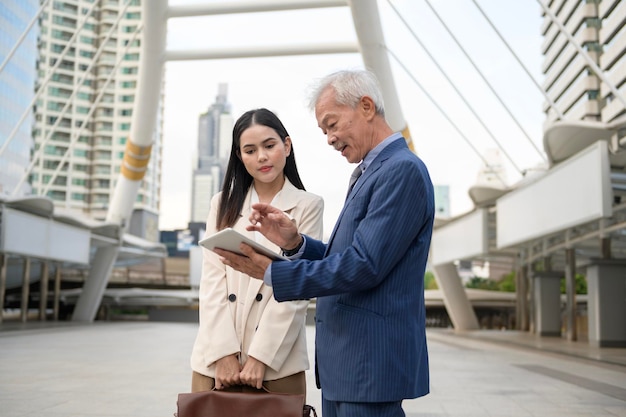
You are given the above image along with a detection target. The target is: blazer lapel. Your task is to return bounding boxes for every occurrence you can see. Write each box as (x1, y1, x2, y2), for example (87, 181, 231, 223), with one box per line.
(236, 179, 300, 318)
(236, 190, 267, 331)
(239, 179, 299, 246)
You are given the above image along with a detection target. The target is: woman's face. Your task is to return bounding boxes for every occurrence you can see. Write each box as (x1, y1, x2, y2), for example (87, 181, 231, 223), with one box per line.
(239, 123, 291, 187)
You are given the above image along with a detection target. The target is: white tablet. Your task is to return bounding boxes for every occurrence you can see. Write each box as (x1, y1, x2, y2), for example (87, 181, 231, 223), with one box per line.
(198, 228, 289, 261)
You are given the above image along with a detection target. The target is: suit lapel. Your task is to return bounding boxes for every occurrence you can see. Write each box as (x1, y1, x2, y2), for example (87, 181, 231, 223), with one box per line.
(326, 139, 408, 251)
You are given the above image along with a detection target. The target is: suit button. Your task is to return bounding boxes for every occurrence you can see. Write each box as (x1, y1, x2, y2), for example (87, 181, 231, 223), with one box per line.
(255, 293, 263, 302)
(228, 294, 236, 302)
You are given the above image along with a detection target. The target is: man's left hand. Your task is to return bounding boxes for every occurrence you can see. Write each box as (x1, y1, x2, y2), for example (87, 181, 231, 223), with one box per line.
(214, 243, 271, 279)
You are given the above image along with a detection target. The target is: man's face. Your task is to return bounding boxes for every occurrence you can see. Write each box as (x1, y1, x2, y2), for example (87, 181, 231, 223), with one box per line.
(314, 88, 372, 164)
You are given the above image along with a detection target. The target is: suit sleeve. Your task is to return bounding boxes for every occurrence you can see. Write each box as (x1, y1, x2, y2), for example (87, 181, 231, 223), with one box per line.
(198, 194, 241, 367)
(272, 158, 432, 301)
(247, 194, 324, 372)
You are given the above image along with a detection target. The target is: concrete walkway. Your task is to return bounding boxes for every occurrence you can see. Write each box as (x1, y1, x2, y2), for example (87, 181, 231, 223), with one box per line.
(0, 322, 624, 417)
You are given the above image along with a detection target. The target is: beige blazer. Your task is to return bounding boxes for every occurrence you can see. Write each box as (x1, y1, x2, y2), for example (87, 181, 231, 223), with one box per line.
(190, 179, 324, 380)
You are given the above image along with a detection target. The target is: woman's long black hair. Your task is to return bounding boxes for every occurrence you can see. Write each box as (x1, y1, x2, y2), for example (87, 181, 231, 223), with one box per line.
(217, 108, 305, 230)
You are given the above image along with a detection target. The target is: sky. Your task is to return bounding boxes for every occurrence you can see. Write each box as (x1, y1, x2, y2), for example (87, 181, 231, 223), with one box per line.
(160, 0, 547, 236)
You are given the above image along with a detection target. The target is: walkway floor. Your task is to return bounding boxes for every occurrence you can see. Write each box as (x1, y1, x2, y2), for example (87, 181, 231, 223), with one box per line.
(0, 321, 624, 417)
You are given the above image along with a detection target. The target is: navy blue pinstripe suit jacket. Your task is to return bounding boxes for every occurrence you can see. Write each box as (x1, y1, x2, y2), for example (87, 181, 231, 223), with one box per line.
(271, 138, 434, 403)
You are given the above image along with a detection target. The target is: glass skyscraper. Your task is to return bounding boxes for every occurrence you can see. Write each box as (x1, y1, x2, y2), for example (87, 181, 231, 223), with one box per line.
(190, 83, 232, 223)
(0, 1, 38, 196)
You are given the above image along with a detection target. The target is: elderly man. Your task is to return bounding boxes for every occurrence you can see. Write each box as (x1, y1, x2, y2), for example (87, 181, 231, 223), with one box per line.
(216, 69, 434, 417)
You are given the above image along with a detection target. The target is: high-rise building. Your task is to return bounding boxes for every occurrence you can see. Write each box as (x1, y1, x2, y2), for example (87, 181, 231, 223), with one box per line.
(30, 0, 162, 231)
(190, 83, 232, 223)
(541, 0, 625, 124)
(0, 1, 39, 196)
(598, 1, 626, 126)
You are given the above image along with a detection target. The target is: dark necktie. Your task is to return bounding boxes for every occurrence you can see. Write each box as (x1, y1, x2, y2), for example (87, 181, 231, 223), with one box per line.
(347, 165, 363, 198)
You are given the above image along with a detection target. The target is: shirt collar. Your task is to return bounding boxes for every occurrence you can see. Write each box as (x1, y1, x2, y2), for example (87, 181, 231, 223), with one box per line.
(359, 132, 404, 173)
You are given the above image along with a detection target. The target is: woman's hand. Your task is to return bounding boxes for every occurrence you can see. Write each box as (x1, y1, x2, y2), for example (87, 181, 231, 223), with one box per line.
(214, 354, 241, 389)
(239, 356, 266, 389)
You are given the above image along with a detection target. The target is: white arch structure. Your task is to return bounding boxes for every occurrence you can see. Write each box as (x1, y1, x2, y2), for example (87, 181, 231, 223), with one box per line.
(74, 0, 476, 323)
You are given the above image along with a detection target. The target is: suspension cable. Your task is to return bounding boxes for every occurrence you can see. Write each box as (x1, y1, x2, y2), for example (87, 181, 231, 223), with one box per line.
(471, 0, 565, 120)
(12, 0, 136, 196)
(386, 0, 525, 176)
(0, 0, 99, 161)
(39, 24, 143, 199)
(0, 0, 51, 75)
(424, 0, 547, 162)
(386, 47, 509, 188)
(26, 0, 136, 197)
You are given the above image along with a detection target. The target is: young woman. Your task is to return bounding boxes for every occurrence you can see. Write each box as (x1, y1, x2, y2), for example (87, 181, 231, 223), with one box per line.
(190, 108, 323, 396)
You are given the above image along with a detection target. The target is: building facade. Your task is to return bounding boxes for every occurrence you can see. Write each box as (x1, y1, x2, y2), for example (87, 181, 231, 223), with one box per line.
(30, 0, 162, 228)
(0, 1, 39, 196)
(190, 83, 232, 223)
(541, 0, 625, 126)
(598, 0, 626, 126)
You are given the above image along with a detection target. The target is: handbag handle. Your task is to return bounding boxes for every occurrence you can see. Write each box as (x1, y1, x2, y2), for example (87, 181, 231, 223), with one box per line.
(211, 384, 273, 393)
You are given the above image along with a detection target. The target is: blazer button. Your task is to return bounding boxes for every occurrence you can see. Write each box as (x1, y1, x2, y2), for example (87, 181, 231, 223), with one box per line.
(228, 294, 236, 302)
(255, 293, 263, 302)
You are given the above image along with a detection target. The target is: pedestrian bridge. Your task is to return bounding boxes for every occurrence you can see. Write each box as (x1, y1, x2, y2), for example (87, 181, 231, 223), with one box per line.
(1, 1, 625, 351)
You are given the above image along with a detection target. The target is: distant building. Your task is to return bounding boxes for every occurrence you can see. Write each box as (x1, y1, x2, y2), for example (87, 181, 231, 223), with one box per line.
(190, 83, 233, 223)
(29, 0, 163, 241)
(160, 223, 205, 258)
(475, 148, 507, 188)
(433, 184, 450, 218)
(0, 1, 39, 196)
(160, 229, 194, 258)
(187, 221, 206, 246)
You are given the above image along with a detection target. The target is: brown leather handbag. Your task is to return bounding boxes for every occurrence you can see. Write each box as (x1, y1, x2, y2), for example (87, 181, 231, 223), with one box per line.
(175, 386, 317, 417)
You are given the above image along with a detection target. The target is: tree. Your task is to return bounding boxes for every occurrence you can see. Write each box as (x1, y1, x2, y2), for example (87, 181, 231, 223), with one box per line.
(424, 271, 438, 290)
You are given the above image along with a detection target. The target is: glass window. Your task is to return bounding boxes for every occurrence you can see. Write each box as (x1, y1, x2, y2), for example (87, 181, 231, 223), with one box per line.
(80, 35, 94, 45)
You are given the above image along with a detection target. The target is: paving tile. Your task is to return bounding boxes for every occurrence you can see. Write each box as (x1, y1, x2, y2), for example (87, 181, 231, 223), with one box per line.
(0, 322, 624, 417)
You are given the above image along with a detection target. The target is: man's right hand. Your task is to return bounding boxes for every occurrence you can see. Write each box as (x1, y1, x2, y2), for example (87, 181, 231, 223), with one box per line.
(247, 203, 301, 250)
